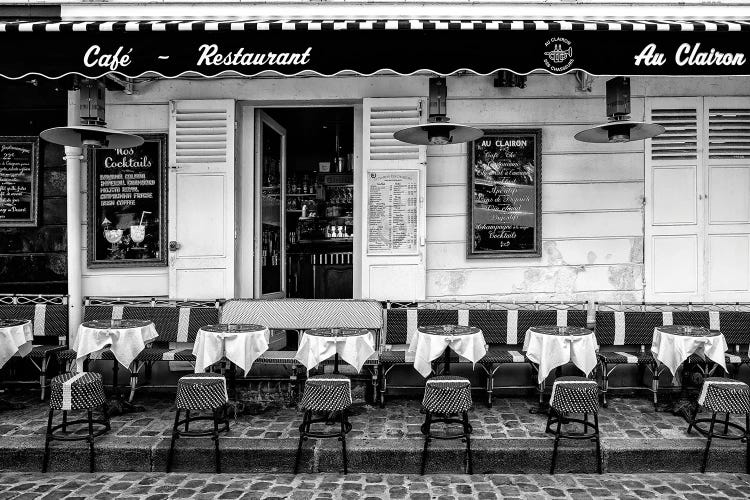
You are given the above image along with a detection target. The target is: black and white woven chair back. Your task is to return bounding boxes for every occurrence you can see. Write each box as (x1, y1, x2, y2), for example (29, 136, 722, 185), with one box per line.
(49, 372, 107, 411)
(422, 376, 473, 414)
(550, 376, 599, 415)
(300, 374, 353, 412)
(699, 377, 750, 414)
(175, 373, 228, 410)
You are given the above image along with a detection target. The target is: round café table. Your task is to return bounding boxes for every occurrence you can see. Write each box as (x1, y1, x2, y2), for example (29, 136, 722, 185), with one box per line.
(408, 324, 487, 378)
(295, 328, 376, 374)
(73, 319, 158, 414)
(651, 325, 728, 377)
(524, 325, 598, 413)
(193, 323, 270, 374)
(0, 319, 33, 410)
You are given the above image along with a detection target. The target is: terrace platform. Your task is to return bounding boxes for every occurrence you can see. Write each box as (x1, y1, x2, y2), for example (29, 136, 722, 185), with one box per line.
(0, 391, 747, 474)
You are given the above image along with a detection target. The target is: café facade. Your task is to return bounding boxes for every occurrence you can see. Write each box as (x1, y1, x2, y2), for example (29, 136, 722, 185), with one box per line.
(1, 9, 750, 331)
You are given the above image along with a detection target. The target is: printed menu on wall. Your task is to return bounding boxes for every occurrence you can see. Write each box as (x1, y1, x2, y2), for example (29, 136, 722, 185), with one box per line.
(88, 134, 167, 267)
(0, 137, 39, 227)
(468, 130, 542, 258)
(367, 170, 419, 255)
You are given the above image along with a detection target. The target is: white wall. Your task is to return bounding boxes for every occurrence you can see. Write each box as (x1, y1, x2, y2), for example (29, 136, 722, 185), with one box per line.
(87, 74, 750, 301)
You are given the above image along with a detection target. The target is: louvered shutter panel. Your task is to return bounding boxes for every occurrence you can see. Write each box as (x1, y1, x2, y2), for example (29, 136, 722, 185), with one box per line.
(704, 98, 750, 300)
(645, 98, 704, 301)
(650, 108, 699, 161)
(168, 99, 235, 299)
(361, 98, 427, 300)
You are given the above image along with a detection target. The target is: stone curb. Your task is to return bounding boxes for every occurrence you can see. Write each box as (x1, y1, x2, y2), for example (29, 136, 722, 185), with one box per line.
(2, 435, 747, 474)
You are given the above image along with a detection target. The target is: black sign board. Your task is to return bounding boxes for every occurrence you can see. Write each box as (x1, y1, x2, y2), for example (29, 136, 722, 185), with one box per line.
(88, 134, 167, 268)
(3, 27, 750, 79)
(0, 137, 39, 227)
(468, 130, 542, 258)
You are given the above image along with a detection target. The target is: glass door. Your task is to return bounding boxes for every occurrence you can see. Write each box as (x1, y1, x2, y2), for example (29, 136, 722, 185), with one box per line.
(255, 110, 287, 298)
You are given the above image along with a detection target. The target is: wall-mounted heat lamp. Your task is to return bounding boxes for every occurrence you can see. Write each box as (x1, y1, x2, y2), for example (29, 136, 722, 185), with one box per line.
(574, 76, 665, 143)
(394, 77, 483, 146)
(40, 79, 144, 149)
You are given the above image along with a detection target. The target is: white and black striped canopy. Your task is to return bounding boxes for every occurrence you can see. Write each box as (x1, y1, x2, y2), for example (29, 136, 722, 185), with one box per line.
(1, 18, 750, 78)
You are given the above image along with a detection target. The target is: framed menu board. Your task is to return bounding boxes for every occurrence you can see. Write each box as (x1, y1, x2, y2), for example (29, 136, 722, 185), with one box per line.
(0, 137, 39, 227)
(88, 134, 167, 268)
(367, 170, 419, 255)
(468, 129, 542, 258)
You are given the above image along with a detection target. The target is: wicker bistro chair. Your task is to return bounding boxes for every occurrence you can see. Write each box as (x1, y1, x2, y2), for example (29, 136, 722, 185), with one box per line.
(379, 301, 589, 408)
(595, 302, 720, 409)
(420, 375, 474, 475)
(62, 298, 222, 401)
(43, 372, 111, 473)
(167, 373, 230, 473)
(295, 374, 353, 474)
(687, 377, 750, 473)
(546, 376, 602, 475)
(0, 294, 69, 400)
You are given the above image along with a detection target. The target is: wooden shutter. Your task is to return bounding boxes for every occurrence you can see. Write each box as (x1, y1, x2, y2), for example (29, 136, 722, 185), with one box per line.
(360, 98, 427, 300)
(168, 99, 235, 299)
(704, 98, 750, 300)
(645, 98, 704, 301)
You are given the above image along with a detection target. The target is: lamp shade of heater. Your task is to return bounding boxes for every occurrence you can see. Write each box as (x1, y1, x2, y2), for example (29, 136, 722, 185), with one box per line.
(394, 122, 484, 146)
(40, 125, 144, 149)
(574, 120, 665, 143)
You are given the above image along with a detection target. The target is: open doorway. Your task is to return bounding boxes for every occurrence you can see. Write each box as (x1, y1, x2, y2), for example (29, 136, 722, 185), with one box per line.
(255, 107, 355, 299)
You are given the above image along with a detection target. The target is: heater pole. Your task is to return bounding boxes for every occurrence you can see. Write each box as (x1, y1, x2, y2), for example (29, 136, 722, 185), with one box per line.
(66, 88, 83, 335)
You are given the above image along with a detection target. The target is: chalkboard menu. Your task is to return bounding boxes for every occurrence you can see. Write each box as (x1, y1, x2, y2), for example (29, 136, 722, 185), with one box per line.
(0, 137, 39, 227)
(88, 134, 167, 267)
(468, 130, 542, 258)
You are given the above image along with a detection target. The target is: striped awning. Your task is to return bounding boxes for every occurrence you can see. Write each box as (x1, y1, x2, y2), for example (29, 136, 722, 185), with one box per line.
(2, 18, 750, 78)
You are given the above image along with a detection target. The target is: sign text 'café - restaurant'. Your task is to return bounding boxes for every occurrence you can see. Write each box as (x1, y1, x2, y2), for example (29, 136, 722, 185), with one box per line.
(1, 17, 750, 329)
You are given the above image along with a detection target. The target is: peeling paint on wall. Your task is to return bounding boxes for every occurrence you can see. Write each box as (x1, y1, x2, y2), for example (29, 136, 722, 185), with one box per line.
(432, 270, 468, 296)
(608, 264, 640, 290)
(630, 237, 644, 264)
(512, 265, 584, 294)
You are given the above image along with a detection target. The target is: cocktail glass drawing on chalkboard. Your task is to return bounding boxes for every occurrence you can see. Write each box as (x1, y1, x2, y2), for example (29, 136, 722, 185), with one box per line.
(103, 228, 123, 253)
(130, 225, 146, 249)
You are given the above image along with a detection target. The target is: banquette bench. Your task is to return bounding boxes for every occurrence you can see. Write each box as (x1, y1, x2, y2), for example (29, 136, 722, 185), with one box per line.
(595, 302, 750, 408)
(379, 300, 589, 407)
(220, 299, 383, 401)
(0, 294, 69, 400)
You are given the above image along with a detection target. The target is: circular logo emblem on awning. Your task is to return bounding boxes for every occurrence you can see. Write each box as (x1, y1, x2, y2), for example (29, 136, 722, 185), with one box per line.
(544, 37, 575, 72)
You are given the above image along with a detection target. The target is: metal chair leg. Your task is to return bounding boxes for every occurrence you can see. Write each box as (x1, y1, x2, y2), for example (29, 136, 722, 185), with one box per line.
(128, 361, 139, 403)
(380, 365, 387, 408)
(340, 411, 348, 474)
(166, 409, 180, 473)
(594, 412, 602, 474)
(463, 411, 473, 475)
(601, 362, 609, 407)
(61, 411, 67, 433)
(746, 413, 749, 475)
(184, 410, 190, 432)
(421, 412, 431, 475)
(294, 410, 309, 474)
(724, 412, 731, 435)
(701, 412, 717, 473)
(687, 405, 700, 434)
(42, 409, 54, 472)
(87, 410, 96, 473)
(213, 408, 222, 473)
(486, 366, 494, 408)
(550, 417, 562, 474)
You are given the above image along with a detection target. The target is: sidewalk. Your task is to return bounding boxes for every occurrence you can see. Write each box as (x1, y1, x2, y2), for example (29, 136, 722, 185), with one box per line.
(2, 472, 750, 499)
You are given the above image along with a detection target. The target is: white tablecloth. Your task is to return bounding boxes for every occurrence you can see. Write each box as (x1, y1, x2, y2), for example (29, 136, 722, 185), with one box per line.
(295, 329, 376, 373)
(524, 326, 598, 384)
(651, 325, 728, 376)
(0, 320, 33, 369)
(408, 325, 487, 378)
(193, 324, 270, 373)
(74, 320, 158, 372)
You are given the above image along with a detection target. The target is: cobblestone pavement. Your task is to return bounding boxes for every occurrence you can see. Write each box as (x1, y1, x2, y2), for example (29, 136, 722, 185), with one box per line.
(1, 472, 750, 499)
(0, 391, 712, 441)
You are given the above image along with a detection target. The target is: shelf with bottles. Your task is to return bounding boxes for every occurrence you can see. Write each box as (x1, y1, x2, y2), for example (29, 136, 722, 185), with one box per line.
(261, 224, 281, 268)
(287, 173, 320, 196)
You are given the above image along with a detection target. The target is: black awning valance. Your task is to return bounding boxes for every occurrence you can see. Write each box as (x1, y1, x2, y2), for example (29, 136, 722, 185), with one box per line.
(3, 19, 750, 79)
